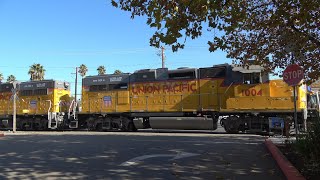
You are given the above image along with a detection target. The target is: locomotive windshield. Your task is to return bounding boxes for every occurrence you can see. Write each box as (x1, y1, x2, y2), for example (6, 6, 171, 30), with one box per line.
(0, 83, 14, 92)
(308, 94, 319, 109)
(20, 89, 48, 96)
(199, 67, 226, 78)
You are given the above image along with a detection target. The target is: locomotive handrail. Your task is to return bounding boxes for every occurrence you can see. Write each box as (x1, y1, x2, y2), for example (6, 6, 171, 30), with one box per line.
(73, 101, 78, 120)
(181, 94, 183, 111)
(317, 91, 320, 117)
(224, 82, 234, 95)
(145, 96, 148, 112)
(68, 99, 75, 119)
(58, 100, 61, 112)
(7, 98, 10, 115)
(115, 94, 118, 112)
(46, 100, 52, 120)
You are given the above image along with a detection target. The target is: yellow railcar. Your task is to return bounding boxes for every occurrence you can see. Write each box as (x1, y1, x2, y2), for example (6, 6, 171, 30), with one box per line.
(0, 80, 71, 130)
(77, 63, 316, 133)
(0, 83, 14, 118)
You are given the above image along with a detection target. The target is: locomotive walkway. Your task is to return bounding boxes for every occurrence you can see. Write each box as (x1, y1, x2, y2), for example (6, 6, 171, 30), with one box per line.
(0, 131, 285, 180)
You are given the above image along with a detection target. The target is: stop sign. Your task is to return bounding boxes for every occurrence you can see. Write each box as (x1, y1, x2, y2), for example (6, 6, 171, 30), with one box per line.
(283, 64, 303, 86)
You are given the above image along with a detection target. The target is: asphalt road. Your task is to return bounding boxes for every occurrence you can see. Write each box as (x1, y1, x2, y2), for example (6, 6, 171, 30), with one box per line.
(0, 131, 284, 180)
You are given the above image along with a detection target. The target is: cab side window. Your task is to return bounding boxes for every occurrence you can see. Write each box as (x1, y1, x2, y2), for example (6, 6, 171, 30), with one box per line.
(243, 73, 260, 84)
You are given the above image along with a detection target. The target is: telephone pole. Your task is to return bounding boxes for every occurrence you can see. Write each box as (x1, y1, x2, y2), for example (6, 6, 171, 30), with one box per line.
(75, 67, 78, 103)
(161, 46, 165, 68)
(12, 81, 17, 133)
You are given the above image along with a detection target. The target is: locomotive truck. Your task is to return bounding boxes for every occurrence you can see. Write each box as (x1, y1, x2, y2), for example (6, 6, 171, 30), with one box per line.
(0, 63, 319, 133)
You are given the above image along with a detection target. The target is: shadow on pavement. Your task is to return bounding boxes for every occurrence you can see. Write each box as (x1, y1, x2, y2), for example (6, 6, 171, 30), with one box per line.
(0, 134, 284, 180)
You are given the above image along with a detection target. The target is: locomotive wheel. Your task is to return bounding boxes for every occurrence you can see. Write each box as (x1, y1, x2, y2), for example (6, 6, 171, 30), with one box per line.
(95, 123, 103, 131)
(223, 116, 240, 134)
(86, 117, 95, 131)
(128, 122, 137, 132)
(220, 118, 225, 127)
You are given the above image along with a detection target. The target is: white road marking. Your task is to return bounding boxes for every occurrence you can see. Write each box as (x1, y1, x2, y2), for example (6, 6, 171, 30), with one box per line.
(120, 152, 200, 166)
(132, 139, 261, 145)
(170, 152, 200, 160)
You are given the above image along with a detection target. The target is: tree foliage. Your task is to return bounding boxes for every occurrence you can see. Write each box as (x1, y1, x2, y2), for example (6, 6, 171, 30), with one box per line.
(111, 0, 320, 83)
(113, 69, 123, 74)
(97, 65, 106, 75)
(0, 72, 3, 82)
(6, 75, 16, 83)
(78, 64, 88, 77)
(28, 63, 45, 81)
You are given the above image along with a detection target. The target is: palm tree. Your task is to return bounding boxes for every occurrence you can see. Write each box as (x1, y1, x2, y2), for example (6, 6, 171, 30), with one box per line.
(78, 64, 88, 77)
(113, 70, 123, 75)
(6, 75, 16, 83)
(97, 65, 106, 75)
(28, 63, 45, 81)
(0, 72, 3, 82)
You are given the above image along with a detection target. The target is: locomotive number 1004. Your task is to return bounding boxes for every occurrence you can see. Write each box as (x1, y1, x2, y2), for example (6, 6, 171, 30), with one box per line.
(241, 89, 263, 96)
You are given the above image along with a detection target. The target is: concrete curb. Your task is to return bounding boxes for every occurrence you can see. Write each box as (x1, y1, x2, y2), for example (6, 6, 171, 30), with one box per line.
(265, 139, 305, 180)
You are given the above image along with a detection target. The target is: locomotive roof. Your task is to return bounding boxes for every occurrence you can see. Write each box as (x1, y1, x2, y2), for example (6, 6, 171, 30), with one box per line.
(168, 67, 197, 73)
(83, 74, 130, 86)
(19, 80, 70, 90)
(231, 64, 265, 73)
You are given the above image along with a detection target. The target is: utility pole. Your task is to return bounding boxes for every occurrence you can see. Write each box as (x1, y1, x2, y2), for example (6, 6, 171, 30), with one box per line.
(75, 67, 78, 104)
(12, 81, 17, 133)
(161, 46, 165, 68)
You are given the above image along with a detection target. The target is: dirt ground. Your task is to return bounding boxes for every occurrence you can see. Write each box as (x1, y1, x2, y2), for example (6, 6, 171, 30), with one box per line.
(277, 144, 320, 180)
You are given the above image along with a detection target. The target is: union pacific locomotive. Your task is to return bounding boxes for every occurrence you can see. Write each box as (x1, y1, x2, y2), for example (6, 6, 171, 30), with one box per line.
(0, 63, 319, 133)
(0, 80, 72, 130)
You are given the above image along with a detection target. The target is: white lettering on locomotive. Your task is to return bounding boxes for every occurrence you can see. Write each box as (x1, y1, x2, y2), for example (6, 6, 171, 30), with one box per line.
(110, 77, 122, 82)
(36, 83, 46, 88)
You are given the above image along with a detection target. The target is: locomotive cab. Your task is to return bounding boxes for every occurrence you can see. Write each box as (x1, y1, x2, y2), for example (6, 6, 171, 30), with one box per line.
(18, 80, 71, 130)
(0, 82, 15, 129)
(232, 64, 269, 85)
(307, 89, 320, 121)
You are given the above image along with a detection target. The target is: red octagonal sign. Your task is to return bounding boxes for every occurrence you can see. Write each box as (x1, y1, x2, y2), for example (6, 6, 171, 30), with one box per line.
(283, 64, 303, 86)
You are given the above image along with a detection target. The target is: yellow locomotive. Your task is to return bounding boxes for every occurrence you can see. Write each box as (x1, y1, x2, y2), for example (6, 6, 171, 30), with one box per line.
(1, 63, 318, 133)
(0, 80, 71, 130)
(77, 63, 319, 133)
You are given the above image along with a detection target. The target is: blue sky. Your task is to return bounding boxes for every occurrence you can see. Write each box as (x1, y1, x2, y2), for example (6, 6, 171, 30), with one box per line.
(0, 0, 232, 97)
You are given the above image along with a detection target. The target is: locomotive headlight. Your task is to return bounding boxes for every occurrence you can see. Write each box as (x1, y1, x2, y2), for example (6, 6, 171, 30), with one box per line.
(64, 82, 69, 89)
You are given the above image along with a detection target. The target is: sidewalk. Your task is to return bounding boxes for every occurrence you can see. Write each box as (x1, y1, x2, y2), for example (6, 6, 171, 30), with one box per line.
(267, 136, 296, 145)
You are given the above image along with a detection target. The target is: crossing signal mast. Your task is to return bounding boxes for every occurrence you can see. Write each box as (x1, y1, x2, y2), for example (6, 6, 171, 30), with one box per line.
(157, 46, 166, 68)
(12, 81, 18, 133)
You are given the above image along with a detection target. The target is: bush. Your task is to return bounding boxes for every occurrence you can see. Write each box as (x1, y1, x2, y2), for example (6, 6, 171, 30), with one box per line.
(295, 118, 320, 177)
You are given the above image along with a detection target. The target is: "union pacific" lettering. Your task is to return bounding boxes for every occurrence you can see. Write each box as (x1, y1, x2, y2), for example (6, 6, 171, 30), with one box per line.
(132, 83, 197, 94)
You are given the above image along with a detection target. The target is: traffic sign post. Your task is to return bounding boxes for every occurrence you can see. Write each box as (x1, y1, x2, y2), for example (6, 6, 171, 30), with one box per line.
(283, 64, 304, 138)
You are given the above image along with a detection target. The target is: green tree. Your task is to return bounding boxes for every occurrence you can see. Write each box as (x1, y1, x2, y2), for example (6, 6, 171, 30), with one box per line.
(78, 64, 88, 77)
(28, 63, 45, 81)
(113, 69, 123, 75)
(6, 75, 16, 83)
(97, 65, 106, 75)
(0, 72, 3, 82)
(112, 0, 320, 83)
